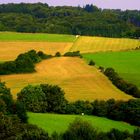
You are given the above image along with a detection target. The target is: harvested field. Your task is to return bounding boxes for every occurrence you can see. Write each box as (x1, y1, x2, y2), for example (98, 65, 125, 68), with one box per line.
(70, 36, 140, 53)
(0, 57, 133, 101)
(0, 42, 73, 61)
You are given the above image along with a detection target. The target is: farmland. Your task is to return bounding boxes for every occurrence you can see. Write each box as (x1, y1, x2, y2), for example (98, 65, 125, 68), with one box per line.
(28, 112, 137, 135)
(0, 57, 132, 101)
(83, 51, 140, 88)
(0, 42, 73, 61)
(71, 36, 140, 53)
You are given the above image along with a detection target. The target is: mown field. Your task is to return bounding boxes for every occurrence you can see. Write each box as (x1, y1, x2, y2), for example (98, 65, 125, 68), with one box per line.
(28, 113, 137, 135)
(0, 57, 132, 101)
(70, 36, 140, 53)
(83, 51, 140, 88)
(0, 42, 73, 61)
(0, 32, 76, 42)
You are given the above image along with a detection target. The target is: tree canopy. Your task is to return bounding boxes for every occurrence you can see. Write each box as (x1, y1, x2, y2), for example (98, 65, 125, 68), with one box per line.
(0, 3, 140, 38)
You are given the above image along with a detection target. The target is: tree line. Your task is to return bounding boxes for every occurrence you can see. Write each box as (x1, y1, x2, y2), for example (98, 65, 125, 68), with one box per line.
(17, 83, 140, 126)
(0, 3, 140, 38)
(1, 81, 140, 139)
(103, 67, 140, 98)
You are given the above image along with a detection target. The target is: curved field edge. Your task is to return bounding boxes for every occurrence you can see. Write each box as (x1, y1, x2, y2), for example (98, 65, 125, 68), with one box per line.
(0, 32, 76, 42)
(28, 112, 137, 135)
(82, 51, 140, 89)
(70, 36, 140, 53)
(1, 57, 133, 101)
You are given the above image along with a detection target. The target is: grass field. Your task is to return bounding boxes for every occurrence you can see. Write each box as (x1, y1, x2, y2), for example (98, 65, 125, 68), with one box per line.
(0, 57, 132, 101)
(70, 36, 140, 53)
(28, 112, 137, 135)
(0, 32, 76, 42)
(83, 50, 140, 88)
(0, 42, 73, 61)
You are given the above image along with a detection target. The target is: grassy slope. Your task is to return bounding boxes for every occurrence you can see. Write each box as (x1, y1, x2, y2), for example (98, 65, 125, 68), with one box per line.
(83, 51, 140, 88)
(70, 36, 140, 53)
(0, 57, 132, 101)
(0, 32, 76, 42)
(28, 112, 137, 135)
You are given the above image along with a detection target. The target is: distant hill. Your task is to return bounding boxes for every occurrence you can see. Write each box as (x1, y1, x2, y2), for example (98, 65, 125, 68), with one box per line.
(0, 3, 140, 38)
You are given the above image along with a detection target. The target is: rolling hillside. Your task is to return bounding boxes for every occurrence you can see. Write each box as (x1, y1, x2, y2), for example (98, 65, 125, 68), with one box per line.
(28, 113, 137, 135)
(83, 51, 140, 89)
(70, 36, 140, 53)
(1, 57, 132, 101)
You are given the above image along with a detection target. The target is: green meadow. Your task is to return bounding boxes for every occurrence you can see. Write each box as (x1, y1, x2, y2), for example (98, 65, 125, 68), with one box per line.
(0, 32, 76, 42)
(28, 113, 137, 135)
(83, 50, 140, 88)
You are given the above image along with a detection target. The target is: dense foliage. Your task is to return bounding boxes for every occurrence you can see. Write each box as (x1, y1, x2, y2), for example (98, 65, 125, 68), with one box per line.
(64, 51, 82, 57)
(104, 68, 140, 98)
(17, 84, 68, 113)
(17, 83, 140, 126)
(61, 119, 140, 140)
(1, 81, 140, 139)
(0, 50, 52, 75)
(0, 3, 140, 38)
(0, 81, 51, 140)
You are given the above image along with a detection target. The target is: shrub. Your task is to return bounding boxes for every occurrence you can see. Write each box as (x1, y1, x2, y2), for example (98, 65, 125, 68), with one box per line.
(89, 60, 95, 66)
(55, 52, 61, 57)
(38, 51, 52, 59)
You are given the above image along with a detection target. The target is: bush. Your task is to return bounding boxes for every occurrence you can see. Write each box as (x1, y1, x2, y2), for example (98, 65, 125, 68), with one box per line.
(55, 52, 61, 57)
(38, 51, 52, 59)
(89, 60, 95, 66)
(63, 119, 97, 140)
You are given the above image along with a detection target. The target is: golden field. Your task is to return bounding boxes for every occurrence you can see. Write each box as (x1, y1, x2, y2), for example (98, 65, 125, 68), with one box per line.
(70, 36, 140, 53)
(0, 42, 73, 61)
(1, 57, 133, 101)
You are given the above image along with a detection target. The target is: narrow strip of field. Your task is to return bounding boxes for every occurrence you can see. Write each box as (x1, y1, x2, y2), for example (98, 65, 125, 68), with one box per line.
(0, 42, 73, 61)
(0, 32, 76, 42)
(28, 112, 137, 135)
(83, 51, 140, 89)
(0, 57, 132, 101)
(71, 36, 140, 53)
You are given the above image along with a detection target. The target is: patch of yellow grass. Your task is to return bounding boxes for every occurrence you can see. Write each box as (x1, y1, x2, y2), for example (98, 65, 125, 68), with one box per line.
(0, 57, 133, 101)
(0, 42, 73, 61)
(70, 36, 140, 53)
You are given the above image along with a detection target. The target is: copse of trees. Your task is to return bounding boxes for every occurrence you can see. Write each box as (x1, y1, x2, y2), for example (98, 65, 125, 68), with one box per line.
(0, 3, 139, 38)
(104, 68, 140, 98)
(0, 50, 52, 75)
(17, 84, 68, 113)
